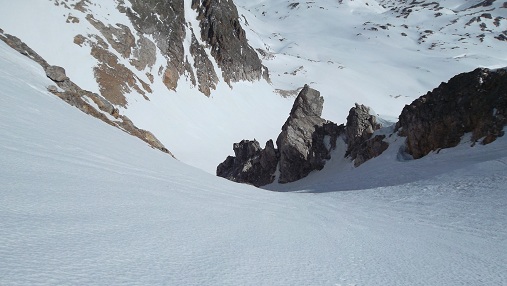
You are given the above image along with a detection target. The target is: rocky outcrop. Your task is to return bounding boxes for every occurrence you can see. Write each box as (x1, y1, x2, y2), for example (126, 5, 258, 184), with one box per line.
(190, 33, 219, 96)
(217, 85, 390, 186)
(79, 14, 153, 107)
(192, 0, 269, 85)
(276, 85, 342, 183)
(0, 31, 49, 69)
(130, 35, 157, 71)
(86, 14, 136, 59)
(217, 139, 278, 187)
(345, 104, 386, 166)
(45, 66, 68, 82)
(218, 68, 507, 188)
(345, 104, 381, 155)
(397, 67, 507, 159)
(89, 39, 152, 106)
(116, 0, 265, 95)
(44, 0, 266, 105)
(0, 30, 173, 156)
(217, 85, 344, 186)
(123, 0, 186, 91)
(351, 134, 389, 167)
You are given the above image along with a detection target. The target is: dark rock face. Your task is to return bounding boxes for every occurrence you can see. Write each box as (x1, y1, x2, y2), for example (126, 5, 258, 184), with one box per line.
(190, 33, 219, 96)
(124, 0, 186, 90)
(216, 85, 393, 186)
(312, 122, 345, 165)
(276, 85, 340, 183)
(397, 68, 507, 159)
(345, 104, 386, 166)
(217, 139, 278, 187)
(345, 104, 381, 155)
(217, 85, 343, 186)
(351, 135, 389, 167)
(121, 0, 265, 94)
(192, 0, 269, 85)
(217, 85, 390, 186)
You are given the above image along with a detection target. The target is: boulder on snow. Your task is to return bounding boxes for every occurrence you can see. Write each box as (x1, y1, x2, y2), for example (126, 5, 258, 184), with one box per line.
(45, 65, 68, 82)
(47, 85, 58, 93)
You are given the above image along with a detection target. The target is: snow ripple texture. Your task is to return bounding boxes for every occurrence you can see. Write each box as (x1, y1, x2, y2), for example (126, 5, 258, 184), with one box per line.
(1, 40, 507, 285)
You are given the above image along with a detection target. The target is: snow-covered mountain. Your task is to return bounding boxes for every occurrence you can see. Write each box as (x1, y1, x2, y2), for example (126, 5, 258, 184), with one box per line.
(1, 0, 507, 284)
(1, 0, 506, 172)
(0, 0, 292, 172)
(236, 0, 507, 118)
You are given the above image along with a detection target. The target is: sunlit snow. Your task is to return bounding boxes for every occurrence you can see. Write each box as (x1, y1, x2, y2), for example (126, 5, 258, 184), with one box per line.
(1, 32, 507, 285)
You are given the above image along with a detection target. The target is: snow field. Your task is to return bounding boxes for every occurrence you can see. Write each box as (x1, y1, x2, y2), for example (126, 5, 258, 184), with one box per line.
(236, 0, 507, 123)
(2, 38, 507, 285)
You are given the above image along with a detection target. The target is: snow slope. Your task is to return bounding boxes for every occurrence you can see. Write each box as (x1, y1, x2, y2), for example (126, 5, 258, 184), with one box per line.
(236, 0, 507, 121)
(2, 38, 507, 285)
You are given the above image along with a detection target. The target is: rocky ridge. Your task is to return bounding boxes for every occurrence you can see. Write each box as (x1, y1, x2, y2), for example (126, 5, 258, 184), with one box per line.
(120, 0, 266, 97)
(217, 85, 384, 186)
(1, 0, 270, 161)
(192, 0, 269, 85)
(48, 0, 267, 104)
(122, 0, 187, 92)
(218, 67, 507, 188)
(0, 30, 172, 156)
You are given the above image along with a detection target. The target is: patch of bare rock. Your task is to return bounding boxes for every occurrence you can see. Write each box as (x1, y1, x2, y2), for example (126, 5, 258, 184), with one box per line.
(192, 0, 270, 85)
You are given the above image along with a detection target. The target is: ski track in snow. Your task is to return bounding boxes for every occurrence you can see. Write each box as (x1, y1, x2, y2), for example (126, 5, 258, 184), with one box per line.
(1, 38, 507, 285)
